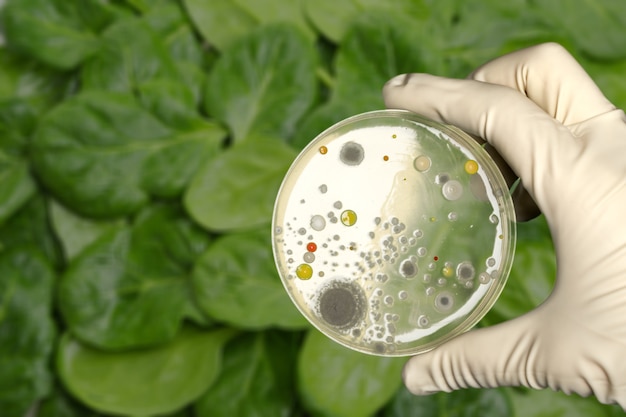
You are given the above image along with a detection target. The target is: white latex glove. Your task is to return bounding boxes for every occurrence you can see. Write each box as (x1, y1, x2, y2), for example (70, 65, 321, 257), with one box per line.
(382, 42, 626, 407)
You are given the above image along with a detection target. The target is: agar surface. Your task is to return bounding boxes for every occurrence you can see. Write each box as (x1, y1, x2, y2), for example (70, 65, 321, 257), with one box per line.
(273, 118, 511, 355)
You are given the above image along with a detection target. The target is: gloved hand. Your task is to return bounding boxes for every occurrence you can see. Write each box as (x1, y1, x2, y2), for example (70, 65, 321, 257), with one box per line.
(382, 42, 626, 407)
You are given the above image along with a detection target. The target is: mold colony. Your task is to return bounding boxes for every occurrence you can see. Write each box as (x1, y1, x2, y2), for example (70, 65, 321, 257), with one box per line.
(272, 111, 515, 356)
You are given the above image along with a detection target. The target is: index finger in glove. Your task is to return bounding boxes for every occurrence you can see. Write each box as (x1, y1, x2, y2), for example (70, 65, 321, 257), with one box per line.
(469, 42, 615, 125)
(382, 73, 574, 210)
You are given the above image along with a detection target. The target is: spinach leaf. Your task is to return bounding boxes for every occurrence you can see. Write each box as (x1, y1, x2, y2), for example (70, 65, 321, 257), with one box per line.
(137, 79, 211, 131)
(382, 385, 512, 417)
(0, 196, 63, 268)
(0, 98, 45, 153)
(333, 14, 430, 111)
(81, 16, 188, 95)
(31, 90, 224, 218)
(529, 0, 626, 61)
(194, 331, 300, 417)
(0, 0, 115, 69)
(204, 24, 318, 144)
(0, 150, 36, 225)
(303, 0, 429, 43)
(143, 1, 204, 67)
(37, 384, 106, 417)
(503, 387, 619, 417)
(183, 0, 315, 51)
(585, 59, 626, 111)
(292, 15, 430, 149)
(57, 326, 236, 417)
(192, 229, 308, 329)
(0, 248, 56, 417)
(184, 137, 297, 232)
(58, 204, 211, 350)
(49, 200, 126, 263)
(297, 329, 405, 417)
(0, 48, 75, 105)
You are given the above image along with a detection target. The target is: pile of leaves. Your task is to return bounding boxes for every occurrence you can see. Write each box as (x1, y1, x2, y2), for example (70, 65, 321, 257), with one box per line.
(1, 0, 625, 416)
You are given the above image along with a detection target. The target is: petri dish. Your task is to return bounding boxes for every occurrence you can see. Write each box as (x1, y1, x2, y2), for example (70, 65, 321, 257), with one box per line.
(272, 109, 516, 356)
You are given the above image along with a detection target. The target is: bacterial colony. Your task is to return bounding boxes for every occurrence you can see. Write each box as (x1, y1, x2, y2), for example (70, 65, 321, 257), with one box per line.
(272, 111, 515, 356)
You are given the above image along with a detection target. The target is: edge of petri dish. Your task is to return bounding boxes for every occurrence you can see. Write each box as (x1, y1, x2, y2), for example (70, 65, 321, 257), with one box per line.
(271, 109, 516, 357)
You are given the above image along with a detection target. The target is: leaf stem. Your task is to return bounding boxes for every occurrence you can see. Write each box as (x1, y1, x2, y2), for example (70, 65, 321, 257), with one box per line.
(315, 67, 335, 89)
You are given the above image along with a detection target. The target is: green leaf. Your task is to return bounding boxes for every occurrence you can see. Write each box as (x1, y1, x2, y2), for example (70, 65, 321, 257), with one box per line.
(381, 385, 512, 417)
(0, 98, 47, 153)
(183, 0, 314, 51)
(332, 14, 436, 108)
(49, 199, 126, 263)
(37, 384, 106, 417)
(0, 196, 64, 268)
(584, 59, 626, 112)
(194, 331, 300, 417)
(137, 79, 208, 131)
(0, 0, 113, 69)
(185, 137, 297, 232)
(0, 248, 56, 417)
(504, 387, 620, 417)
(291, 100, 360, 151)
(143, 1, 204, 67)
(58, 204, 211, 350)
(298, 329, 405, 417)
(57, 326, 236, 417)
(0, 48, 75, 104)
(192, 229, 308, 329)
(529, 0, 626, 61)
(205, 24, 318, 143)
(81, 16, 190, 95)
(31, 91, 224, 218)
(303, 0, 429, 42)
(0, 150, 36, 226)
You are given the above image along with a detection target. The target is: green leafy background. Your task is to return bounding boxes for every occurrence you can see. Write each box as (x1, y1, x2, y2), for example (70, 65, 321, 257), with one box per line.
(0, 0, 624, 416)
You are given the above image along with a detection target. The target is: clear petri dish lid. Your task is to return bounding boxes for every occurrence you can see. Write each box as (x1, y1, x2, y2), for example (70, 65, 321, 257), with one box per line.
(272, 109, 516, 356)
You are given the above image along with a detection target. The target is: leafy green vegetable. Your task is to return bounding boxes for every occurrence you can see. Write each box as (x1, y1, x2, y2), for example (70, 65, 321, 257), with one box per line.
(0, 49, 75, 105)
(298, 329, 405, 417)
(58, 204, 211, 350)
(529, 0, 626, 61)
(382, 386, 512, 417)
(0, 150, 36, 225)
(194, 331, 300, 417)
(0, 0, 116, 69)
(0, 248, 56, 417)
(49, 199, 126, 263)
(292, 14, 431, 149)
(0, 196, 64, 268)
(504, 387, 622, 417)
(585, 59, 626, 111)
(205, 24, 318, 144)
(183, 0, 315, 51)
(192, 228, 308, 329)
(185, 137, 297, 231)
(0, 1, 624, 416)
(31, 90, 224, 218)
(0, 98, 46, 155)
(143, 1, 204, 67)
(303, 0, 429, 43)
(57, 326, 236, 417)
(82, 17, 185, 94)
(36, 384, 106, 417)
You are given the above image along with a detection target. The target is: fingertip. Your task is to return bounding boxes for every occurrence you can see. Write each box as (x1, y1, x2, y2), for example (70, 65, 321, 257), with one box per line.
(384, 73, 411, 89)
(402, 353, 441, 396)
